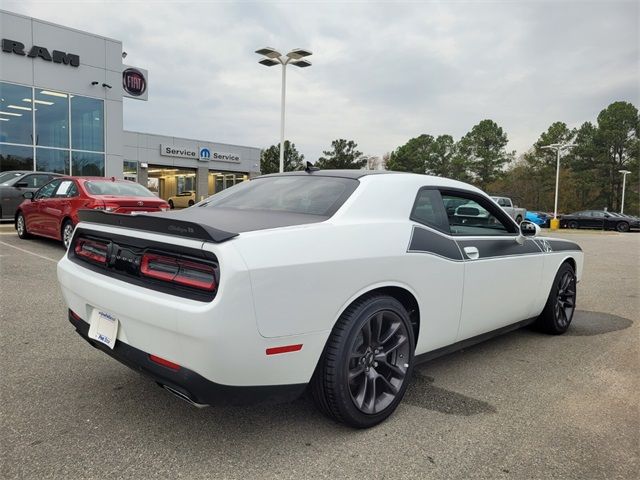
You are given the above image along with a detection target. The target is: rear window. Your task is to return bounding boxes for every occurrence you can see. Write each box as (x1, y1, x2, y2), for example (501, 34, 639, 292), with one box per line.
(85, 181, 155, 197)
(201, 175, 358, 216)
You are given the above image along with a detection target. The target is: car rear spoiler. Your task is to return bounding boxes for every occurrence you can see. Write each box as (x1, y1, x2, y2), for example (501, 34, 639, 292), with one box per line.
(77, 210, 238, 243)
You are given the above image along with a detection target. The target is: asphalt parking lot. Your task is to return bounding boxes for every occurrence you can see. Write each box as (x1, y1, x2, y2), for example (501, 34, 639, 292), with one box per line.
(0, 228, 638, 479)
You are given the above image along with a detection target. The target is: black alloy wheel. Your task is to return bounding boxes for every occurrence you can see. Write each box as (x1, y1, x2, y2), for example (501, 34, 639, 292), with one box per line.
(535, 263, 577, 334)
(311, 295, 415, 428)
(347, 310, 411, 415)
(616, 221, 630, 233)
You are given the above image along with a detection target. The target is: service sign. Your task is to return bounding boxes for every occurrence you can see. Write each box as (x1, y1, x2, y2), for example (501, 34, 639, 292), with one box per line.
(122, 65, 148, 100)
(160, 144, 198, 159)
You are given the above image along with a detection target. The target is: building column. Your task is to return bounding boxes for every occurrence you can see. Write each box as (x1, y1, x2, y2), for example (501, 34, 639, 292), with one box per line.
(196, 165, 209, 202)
(137, 164, 148, 188)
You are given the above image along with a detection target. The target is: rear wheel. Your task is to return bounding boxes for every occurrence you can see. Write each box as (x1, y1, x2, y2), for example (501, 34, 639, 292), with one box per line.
(16, 212, 31, 239)
(61, 220, 74, 250)
(568, 220, 579, 229)
(616, 221, 629, 233)
(311, 295, 415, 428)
(535, 263, 577, 335)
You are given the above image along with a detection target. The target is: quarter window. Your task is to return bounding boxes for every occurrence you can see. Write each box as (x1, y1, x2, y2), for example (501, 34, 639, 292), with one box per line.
(441, 193, 514, 236)
(410, 188, 449, 232)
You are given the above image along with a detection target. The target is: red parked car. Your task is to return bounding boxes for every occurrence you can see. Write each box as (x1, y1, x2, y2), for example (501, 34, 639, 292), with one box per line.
(15, 177, 170, 249)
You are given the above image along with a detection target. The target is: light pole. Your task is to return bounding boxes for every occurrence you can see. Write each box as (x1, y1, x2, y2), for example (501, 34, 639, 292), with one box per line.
(619, 169, 631, 214)
(541, 142, 575, 221)
(255, 47, 312, 173)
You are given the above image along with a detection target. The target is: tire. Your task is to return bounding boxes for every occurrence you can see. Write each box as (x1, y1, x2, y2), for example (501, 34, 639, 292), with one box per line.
(515, 215, 523, 224)
(534, 263, 577, 335)
(568, 220, 579, 229)
(310, 294, 415, 428)
(616, 222, 629, 233)
(15, 212, 31, 239)
(188, 200, 195, 207)
(61, 220, 75, 250)
(168, 200, 174, 209)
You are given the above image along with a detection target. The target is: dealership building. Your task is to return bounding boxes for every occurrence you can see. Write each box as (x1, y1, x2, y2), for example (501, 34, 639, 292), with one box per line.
(0, 10, 261, 201)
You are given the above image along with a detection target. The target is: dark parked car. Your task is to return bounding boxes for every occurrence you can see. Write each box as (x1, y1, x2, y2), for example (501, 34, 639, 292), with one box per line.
(0, 171, 62, 220)
(559, 210, 639, 232)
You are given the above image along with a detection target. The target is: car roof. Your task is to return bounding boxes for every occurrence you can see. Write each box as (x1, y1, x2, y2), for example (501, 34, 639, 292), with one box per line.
(260, 169, 397, 180)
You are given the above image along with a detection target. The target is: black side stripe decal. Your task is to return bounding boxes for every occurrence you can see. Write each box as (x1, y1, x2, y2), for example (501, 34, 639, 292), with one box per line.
(545, 239, 582, 252)
(456, 238, 542, 258)
(408, 226, 463, 260)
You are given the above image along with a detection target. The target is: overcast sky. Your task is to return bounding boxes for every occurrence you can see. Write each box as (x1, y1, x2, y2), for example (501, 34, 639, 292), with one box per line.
(5, 0, 639, 162)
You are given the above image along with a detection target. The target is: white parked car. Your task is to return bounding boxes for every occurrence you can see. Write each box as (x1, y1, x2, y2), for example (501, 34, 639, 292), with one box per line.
(167, 190, 196, 209)
(57, 170, 583, 428)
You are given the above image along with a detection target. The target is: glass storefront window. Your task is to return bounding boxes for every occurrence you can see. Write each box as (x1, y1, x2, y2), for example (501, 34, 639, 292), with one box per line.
(0, 82, 33, 146)
(0, 144, 33, 171)
(36, 148, 69, 174)
(71, 96, 104, 152)
(35, 89, 69, 148)
(72, 151, 104, 176)
(208, 171, 248, 195)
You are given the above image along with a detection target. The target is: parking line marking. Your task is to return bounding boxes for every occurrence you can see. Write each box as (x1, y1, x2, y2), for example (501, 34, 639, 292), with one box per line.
(0, 241, 59, 263)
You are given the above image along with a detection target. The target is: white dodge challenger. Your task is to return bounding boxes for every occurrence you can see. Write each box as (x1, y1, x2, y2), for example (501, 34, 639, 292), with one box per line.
(57, 170, 583, 428)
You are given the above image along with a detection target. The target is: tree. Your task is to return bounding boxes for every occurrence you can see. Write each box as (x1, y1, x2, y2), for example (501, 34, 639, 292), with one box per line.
(386, 134, 433, 173)
(316, 139, 365, 169)
(260, 140, 305, 174)
(458, 119, 514, 190)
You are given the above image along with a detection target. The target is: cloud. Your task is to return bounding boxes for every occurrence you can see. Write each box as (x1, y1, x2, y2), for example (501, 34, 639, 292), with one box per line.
(5, 0, 638, 162)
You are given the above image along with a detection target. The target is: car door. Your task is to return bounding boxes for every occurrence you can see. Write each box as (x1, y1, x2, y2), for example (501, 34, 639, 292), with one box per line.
(407, 187, 464, 353)
(3, 173, 52, 218)
(439, 189, 545, 340)
(26, 180, 61, 234)
(40, 179, 75, 238)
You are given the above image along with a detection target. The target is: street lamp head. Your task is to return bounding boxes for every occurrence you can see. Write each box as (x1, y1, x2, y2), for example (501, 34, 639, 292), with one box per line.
(619, 170, 632, 174)
(255, 47, 282, 59)
(290, 59, 312, 68)
(258, 58, 280, 67)
(287, 48, 312, 59)
(541, 143, 561, 150)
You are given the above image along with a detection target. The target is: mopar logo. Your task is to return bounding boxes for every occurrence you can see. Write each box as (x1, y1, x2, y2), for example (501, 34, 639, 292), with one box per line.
(199, 147, 211, 161)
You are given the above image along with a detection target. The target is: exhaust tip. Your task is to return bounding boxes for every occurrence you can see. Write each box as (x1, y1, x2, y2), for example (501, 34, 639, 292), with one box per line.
(161, 384, 209, 408)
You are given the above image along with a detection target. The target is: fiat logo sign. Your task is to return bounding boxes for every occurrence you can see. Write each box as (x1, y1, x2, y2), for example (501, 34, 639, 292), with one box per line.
(123, 68, 146, 96)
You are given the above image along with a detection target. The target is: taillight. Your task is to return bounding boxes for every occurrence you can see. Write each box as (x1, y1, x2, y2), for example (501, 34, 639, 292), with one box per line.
(140, 253, 217, 291)
(74, 238, 109, 265)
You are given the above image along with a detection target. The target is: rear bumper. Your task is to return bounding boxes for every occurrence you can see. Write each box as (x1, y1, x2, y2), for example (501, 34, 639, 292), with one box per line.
(69, 311, 306, 406)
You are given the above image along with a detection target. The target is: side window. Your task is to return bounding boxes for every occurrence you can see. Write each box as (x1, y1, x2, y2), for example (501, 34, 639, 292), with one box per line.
(441, 193, 515, 236)
(55, 180, 78, 198)
(591, 211, 605, 218)
(410, 188, 449, 232)
(35, 180, 62, 200)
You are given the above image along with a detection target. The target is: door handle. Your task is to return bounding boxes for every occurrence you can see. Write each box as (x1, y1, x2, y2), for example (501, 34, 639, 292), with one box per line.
(463, 246, 479, 260)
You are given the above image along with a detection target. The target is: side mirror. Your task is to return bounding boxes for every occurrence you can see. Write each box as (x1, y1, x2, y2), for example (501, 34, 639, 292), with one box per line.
(15, 181, 28, 188)
(23, 192, 34, 200)
(516, 220, 540, 245)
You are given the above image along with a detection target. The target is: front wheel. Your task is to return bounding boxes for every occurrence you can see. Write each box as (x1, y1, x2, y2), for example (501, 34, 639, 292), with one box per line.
(311, 295, 415, 428)
(534, 263, 577, 334)
(188, 199, 195, 207)
(568, 220, 579, 229)
(616, 222, 629, 233)
(168, 200, 174, 209)
(16, 212, 31, 239)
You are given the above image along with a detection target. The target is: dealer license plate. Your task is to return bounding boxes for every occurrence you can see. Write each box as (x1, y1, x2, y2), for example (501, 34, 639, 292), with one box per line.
(88, 309, 119, 349)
